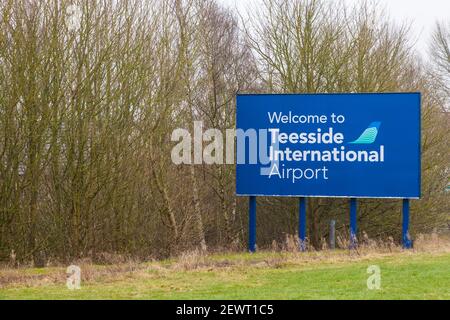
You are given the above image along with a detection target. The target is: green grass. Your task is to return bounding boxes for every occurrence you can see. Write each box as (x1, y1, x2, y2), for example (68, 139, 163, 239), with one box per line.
(1, 252, 449, 300)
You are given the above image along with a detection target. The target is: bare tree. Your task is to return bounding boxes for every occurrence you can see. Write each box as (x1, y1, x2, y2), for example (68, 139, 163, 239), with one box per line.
(430, 21, 450, 107)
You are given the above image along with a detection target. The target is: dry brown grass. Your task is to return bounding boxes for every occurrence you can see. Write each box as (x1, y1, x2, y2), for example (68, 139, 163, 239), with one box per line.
(0, 262, 148, 289)
(172, 249, 207, 271)
(1, 232, 449, 289)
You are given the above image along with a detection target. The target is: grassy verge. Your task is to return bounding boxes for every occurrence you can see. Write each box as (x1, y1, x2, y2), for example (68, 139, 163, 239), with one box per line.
(1, 248, 449, 300)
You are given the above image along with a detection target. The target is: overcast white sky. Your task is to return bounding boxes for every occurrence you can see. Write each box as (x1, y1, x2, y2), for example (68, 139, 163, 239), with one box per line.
(218, 0, 450, 60)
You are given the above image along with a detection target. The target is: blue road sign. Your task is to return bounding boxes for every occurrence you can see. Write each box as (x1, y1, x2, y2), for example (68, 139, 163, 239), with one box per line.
(236, 93, 421, 199)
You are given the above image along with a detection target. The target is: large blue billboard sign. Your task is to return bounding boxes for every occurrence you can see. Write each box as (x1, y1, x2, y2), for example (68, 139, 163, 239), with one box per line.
(236, 93, 421, 199)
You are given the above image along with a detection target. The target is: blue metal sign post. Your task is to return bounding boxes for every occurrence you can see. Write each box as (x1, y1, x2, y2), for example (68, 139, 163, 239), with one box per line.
(350, 198, 358, 249)
(402, 199, 412, 249)
(249, 196, 257, 253)
(299, 197, 307, 251)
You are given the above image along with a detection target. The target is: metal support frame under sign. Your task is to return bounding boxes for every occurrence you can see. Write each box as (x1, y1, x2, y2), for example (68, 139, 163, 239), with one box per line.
(248, 197, 413, 252)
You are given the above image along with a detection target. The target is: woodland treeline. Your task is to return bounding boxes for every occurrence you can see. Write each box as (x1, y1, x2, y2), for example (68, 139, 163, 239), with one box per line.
(0, 0, 448, 264)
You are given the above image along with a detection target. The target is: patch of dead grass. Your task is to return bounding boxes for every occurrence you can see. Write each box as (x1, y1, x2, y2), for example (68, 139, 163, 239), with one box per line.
(1, 233, 449, 289)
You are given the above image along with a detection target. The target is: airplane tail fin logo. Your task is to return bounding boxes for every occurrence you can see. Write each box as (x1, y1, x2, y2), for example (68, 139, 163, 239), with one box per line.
(349, 122, 381, 144)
